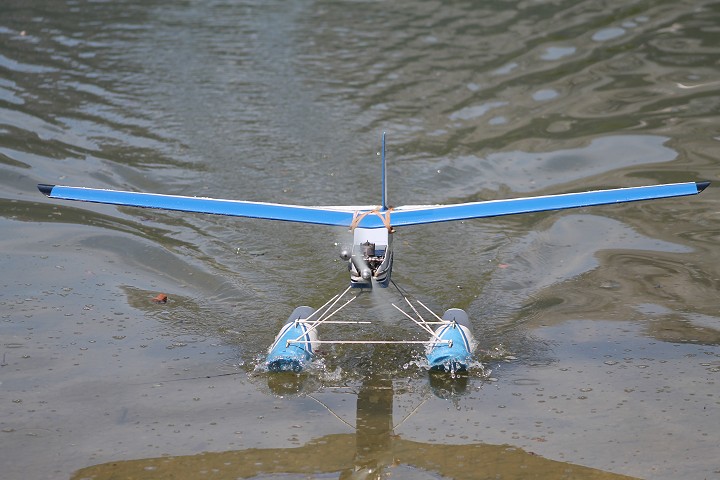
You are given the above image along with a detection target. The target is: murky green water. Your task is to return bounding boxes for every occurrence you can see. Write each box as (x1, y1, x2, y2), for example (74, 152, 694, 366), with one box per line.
(2, 0, 719, 478)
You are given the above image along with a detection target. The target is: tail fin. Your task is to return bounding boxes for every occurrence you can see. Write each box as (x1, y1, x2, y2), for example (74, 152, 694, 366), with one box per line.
(381, 132, 388, 211)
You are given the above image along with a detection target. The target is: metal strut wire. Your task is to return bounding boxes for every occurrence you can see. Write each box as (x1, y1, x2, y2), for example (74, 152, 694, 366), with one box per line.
(286, 284, 453, 347)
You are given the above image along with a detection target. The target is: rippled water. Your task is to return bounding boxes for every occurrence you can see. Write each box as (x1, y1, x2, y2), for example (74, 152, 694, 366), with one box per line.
(2, 1, 719, 479)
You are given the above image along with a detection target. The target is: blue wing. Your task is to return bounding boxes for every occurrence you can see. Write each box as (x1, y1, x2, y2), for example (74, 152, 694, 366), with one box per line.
(384, 182, 709, 228)
(38, 181, 708, 228)
(38, 184, 357, 227)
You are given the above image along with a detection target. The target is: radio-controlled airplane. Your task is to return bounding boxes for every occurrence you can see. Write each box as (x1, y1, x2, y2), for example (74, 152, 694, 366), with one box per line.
(38, 134, 709, 373)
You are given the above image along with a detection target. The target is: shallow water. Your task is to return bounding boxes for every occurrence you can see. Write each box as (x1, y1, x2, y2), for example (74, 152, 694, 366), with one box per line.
(1, 0, 720, 479)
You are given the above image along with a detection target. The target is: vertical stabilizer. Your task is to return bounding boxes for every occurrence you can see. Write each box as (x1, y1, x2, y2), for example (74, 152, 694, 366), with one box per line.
(381, 132, 388, 211)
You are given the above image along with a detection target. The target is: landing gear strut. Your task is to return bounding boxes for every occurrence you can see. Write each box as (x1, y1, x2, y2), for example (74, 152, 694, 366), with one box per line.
(265, 284, 476, 373)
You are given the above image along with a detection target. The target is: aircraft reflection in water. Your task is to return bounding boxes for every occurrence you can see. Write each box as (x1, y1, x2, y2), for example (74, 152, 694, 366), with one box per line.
(72, 369, 639, 480)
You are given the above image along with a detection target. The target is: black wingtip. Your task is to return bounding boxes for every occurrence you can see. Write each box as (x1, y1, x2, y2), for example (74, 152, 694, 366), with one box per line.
(38, 184, 55, 197)
(696, 181, 711, 193)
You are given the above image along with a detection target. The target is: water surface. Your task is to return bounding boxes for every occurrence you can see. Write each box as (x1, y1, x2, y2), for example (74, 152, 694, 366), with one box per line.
(1, 1, 719, 479)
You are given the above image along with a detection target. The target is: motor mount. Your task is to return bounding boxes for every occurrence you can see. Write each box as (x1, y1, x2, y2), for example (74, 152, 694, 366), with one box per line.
(347, 228, 393, 288)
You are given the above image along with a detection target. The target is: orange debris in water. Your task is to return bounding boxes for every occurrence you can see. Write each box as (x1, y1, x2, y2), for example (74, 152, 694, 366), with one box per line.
(152, 293, 168, 304)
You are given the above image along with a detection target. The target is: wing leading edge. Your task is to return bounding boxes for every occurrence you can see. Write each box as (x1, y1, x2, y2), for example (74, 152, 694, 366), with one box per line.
(387, 181, 709, 228)
(38, 184, 356, 227)
(38, 181, 708, 229)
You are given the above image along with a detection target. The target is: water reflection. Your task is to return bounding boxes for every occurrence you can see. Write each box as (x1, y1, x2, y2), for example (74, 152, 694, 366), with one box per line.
(72, 368, 638, 480)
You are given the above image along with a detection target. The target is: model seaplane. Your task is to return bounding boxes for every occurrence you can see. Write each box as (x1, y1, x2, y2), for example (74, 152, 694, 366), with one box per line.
(38, 134, 709, 373)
